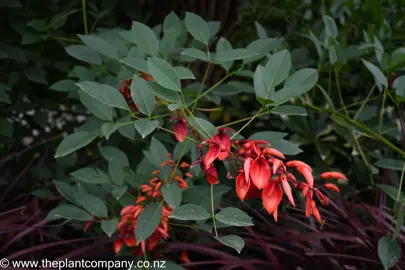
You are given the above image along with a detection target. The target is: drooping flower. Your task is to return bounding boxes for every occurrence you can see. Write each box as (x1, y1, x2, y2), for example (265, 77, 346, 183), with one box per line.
(320, 171, 346, 180)
(236, 170, 250, 201)
(173, 118, 188, 142)
(262, 181, 283, 221)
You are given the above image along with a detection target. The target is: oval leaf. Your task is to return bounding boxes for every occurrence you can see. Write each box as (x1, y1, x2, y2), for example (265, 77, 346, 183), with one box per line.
(215, 235, 245, 254)
(76, 193, 108, 217)
(130, 76, 155, 116)
(55, 131, 97, 158)
(147, 57, 181, 92)
(161, 182, 183, 209)
(184, 12, 210, 45)
(46, 204, 92, 221)
(215, 207, 254, 227)
(378, 236, 401, 269)
(101, 218, 119, 237)
(131, 21, 159, 56)
(135, 202, 163, 243)
(169, 204, 211, 221)
(134, 119, 159, 138)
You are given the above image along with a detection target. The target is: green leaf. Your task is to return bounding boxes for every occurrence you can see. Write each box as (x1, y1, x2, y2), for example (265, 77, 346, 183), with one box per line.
(78, 35, 119, 60)
(76, 81, 129, 111)
(160, 27, 177, 57)
(101, 219, 118, 237)
(55, 132, 97, 158)
(216, 37, 233, 71)
(149, 81, 181, 103)
(169, 204, 211, 221)
(254, 21, 267, 39)
(181, 48, 209, 61)
(65, 45, 102, 65)
(46, 204, 92, 221)
(394, 76, 405, 98)
(253, 65, 267, 99)
(71, 167, 111, 184)
(161, 182, 182, 209)
(273, 68, 318, 105)
(49, 79, 77, 92)
(323, 15, 338, 38)
(262, 49, 291, 99)
(0, 90, 10, 103)
(147, 57, 181, 92)
(374, 159, 404, 171)
(248, 131, 287, 143)
(361, 59, 388, 88)
(130, 76, 155, 116)
(27, 19, 48, 31)
(131, 21, 160, 56)
(272, 139, 303, 156)
(184, 12, 210, 45)
(186, 117, 217, 139)
(134, 119, 159, 138)
(76, 193, 108, 217)
(49, 9, 79, 29)
(173, 141, 191, 160)
(135, 202, 163, 243)
(101, 122, 120, 140)
(244, 38, 277, 63)
(215, 49, 257, 62)
(374, 36, 384, 63)
(174, 66, 195, 79)
(163, 12, 182, 36)
(377, 184, 405, 202)
(215, 207, 254, 227)
(270, 105, 307, 116)
(99, 146, 129, 166)
(389, 47, 405, 70)
(378, 236, 400, 269)
(215, 235, 245, 254)
(24, 68, 47, 84)
(119, 57, 148, 72)
(118, 124, 136, 140)
(112, 186, 127, 200)
(108, 162, 125, 186)
(79, 91, 114, 121)
(53, 180, 77, 204)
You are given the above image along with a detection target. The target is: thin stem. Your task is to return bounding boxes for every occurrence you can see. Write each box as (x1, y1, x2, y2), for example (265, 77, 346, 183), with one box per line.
(354, 84, 377, 120)
(397, 162, 405, 202)
(230, 109, 263, 140)
(169, 140, 191, 182)
(191, 61, 212, 113)
(186, 75, 230, 108)
(352, 130, 374, 184)
(81, 0, 88, 35)
(158, 127, 199, 143)
(335, 68, 349, 116)
(184, 106, 212, 139)
(217, 111, 270, 128)
(379, 88, 388, 134)
(211, 184, 218, 237)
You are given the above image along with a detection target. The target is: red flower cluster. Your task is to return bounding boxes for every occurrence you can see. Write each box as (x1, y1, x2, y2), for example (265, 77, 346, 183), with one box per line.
(113, 153, 190, 255)
(119, 72, 154, 113)
(198, 134, 345, 222)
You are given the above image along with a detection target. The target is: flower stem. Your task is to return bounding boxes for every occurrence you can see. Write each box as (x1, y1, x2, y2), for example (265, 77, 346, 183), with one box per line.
(211, 184, 218, 237)
(191, 61, 212, 113)
(81, 0, 88, 35)
(397, 162, 405, 202)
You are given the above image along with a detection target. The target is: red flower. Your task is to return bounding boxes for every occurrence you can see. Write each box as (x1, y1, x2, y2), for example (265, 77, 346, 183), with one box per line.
(262, 181, 283, 221)
(236, 171, 250, 201)
(141, 72, 154, 81)
(249, 156, 271, 189)
(173, 119, 188, 142)
(320, 171, 346, 180)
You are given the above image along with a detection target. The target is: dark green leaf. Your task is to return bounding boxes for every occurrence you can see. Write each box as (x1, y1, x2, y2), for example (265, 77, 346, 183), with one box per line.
(215, 49, 257, 62)
(130, 76, 155, 116)
(71, 167, 111, 184)
(55, 132, 97, 158)
(76, 193, 108, 217)
(184, 12, 210, 45)
(272, 139, 303, 156)
(147, 57, 181, 92)
(181, 48, 209, 61)
(49, 79, 77, 92)
(46, 204, 92, 221)
(361, 59, 388, 88)
(394, 206, 404, 238)
(112, 186, 128, 200)
(375, 159, 404, 171)
(76, 81, 129, 111)
(135, 202, 163, 243)
(169, 204, 211, 220)
(65, 45, 102, 65)
(78, 35, 119, 60)
(215, 207, 253, 227)
(108, 162, 125, 186)
(53, 180, 77, 204)
(248, 131, 287, 143)
(216, 37, 233, 71)
(101, 122, 120, 140)
(378, 236, 400, 269)
(377, 184, 405, 202)
(131, 21, 159, 56)
(101, 218, 118, 237)
(270, 105, 307, 116)
(186, 116, 217, 139)
(99, 146, 129, 166)
(79, 91, 114, 121)
(174, 66, 195, 79)
(215, 235, 245, 254)
(323, 15, 338, 38)
(49, 9, 80, 29)
(149, 81, 181, 103)
(0, 118, 13, 138)
(119, 57, 148, 72)
(161, 182, 182, 209)
(134, 119, 159, 138)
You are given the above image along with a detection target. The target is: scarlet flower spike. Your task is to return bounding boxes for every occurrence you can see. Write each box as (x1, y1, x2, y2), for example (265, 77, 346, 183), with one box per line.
(324, 183, 340, 192)
(320, 171, 346, 180)
(250, 156, 271, 189)
(316, 190, 329, 206)
(262, 147, 286, 159)
(297, 166, 314, 188)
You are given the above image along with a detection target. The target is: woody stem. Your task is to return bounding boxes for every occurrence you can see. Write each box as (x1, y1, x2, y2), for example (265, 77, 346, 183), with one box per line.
(211, 184, 218, 237)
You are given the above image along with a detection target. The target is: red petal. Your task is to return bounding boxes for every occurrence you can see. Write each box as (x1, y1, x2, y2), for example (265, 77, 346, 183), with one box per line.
(245, 183, 262, 199)
(324, 183, 340, 192)
(250, 157, 271, 189)
(204, 145, 221, 168)
(205, 166, 219, 185)
(281, 175, 295, 207)
(236, 172, 250, 201)
(316, 190, 329, 206)
(272, 159, 284, 175)
(320, 172, 346, 180)
(244, 157, 252, 183)
(173, 121, 188, 142)
(297, 167, 314, 188)
(262, 182, 282, 215)
(286, 160, 312, 172)
(305, 197, 312, 217)
(114, 240, 123, 254)
(262, 147, 286, 159)
(218, 132, 231, 160)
